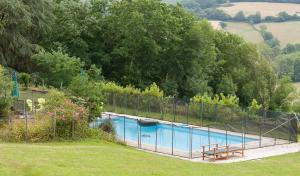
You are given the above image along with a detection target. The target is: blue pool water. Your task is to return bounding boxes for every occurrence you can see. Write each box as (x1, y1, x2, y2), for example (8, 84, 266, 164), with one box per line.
(93, 115, 256, 152)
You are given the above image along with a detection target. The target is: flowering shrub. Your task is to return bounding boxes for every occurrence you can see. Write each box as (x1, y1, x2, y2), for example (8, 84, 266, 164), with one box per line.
(44, 89, 89, 139)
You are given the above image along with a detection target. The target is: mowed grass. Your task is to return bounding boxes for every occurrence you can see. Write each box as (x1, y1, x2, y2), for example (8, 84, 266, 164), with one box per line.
(224, 22, 263, 43)
(255, 21, 300, 47)
(19, 90, 48, 101)
(218, 2, 300, 18)
(0, 140, 300, 176)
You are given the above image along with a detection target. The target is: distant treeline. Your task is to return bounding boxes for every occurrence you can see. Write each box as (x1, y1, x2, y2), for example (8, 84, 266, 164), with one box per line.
(179, 0, 300, 23)
(230, 0, 300, 4)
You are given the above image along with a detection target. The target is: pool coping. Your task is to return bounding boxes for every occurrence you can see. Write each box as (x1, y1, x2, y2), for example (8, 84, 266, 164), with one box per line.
(101, 112, 298, 163)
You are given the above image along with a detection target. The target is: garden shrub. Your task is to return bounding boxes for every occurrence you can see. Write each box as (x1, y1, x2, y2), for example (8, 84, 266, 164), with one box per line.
(19, 73, 31, 90)
(0, 118, 52, 142)
(68, 75, 105, 121)
(102, 82, 124, 94)
(142, 83, 164, 98)
(99, 119, 115, 134)
(0, 65, 13, 120)
(83, 128, 118, 143)
(101, 82, 141, 95)
(190, 93, 239, 107)
(32, 50, 83, 88)
(44, 90, 89, 139)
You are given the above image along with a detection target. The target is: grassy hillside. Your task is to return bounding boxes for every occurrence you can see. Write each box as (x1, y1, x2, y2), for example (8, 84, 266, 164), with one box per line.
(255, 21, 300, 46)
(224, 22, 264, 43)
(163, 0, 181, 4)
(209, 20, 300, 47)
(218, 2, 300, 17)
(0, 141, 300, 176)
(209, 21, 264, 43)
(293, 82, 300, 93)
(209, 20, 222, 29)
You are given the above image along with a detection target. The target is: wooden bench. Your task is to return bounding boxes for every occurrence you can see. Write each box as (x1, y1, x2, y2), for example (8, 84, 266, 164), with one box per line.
(202, 144, 244, 161)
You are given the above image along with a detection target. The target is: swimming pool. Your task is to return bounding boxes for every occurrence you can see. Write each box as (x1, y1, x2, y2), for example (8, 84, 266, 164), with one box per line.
(92, 115, 257, 153)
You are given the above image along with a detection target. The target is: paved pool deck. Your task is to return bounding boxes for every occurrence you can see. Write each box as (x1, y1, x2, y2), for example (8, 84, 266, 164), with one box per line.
(102, 112, 300, 163)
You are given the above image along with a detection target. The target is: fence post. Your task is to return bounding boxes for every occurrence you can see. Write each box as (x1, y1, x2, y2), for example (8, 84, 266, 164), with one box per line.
(226, 124, 228, 146)
(215, 105, 218, 125)
(160, 97, 163, 120)
(259, 110, 265, 148)
(241, 120, 244, 149)
(148, 97, 150, 117)
(155, 124, 158, 152)
(289, 116, 292, 144)
(53, 111, 56, 139)
(32, 99, 35, 115)
(246, 110, 249, 134)
(201, 102, 204, 126)
(186, 103, 189, 124)
(173, 98, 176, 122)
(274, 118, 277, 145)
(137, 119, 139, 148)
(123, 116, 126, 143)
(113, 93, 116, 112)
(172, 123, 174, 155)
(189, 127, 193, 159)
(139, 123, 142, 149)
(24, 100, 28, 142)
(72, 120, 75, 138)
(125, 94, 127, 115)
(137, 95, 140, 116)
(208, 126, 211, 150)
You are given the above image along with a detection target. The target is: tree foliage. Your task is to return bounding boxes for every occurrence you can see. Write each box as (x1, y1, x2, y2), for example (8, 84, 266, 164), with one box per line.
(0, 65, 12, 118)
(0, 0, 53, 71)
(32, 50, 83, 88)
(0, 0, 293, 111)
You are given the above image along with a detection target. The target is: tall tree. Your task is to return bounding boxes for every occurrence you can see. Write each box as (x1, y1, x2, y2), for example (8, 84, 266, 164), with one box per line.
(0, 0, 53, 71)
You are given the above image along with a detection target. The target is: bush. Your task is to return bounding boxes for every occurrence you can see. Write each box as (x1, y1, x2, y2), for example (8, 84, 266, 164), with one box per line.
(68, 75, 105, 121)
(99, 119, 115, 134)
(0, 118, 52, 142)
(0, 65, 13, 119)
(19, 73, 31, 89)
(191, 93, 239, 107)
(216, 106, 240, 122)
(32, 50, 83, 88)
(84, 128, 117, 143)
(249, 99, 262, 111)
(44, 89, 90, 139)
(142, 83, 164, 98)
(102, 82, 141, 95)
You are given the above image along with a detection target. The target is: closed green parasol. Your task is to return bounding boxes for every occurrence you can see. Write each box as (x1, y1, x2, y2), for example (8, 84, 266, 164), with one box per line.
(11, 71, 20, 98)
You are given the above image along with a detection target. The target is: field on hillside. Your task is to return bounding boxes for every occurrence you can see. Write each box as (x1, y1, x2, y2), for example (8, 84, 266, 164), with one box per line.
(209, 20, 300, 47)
(293, 82, 300, 91)
(209, 20, 222, 30)
(218, 2, 300, 17)
(255, 21, 300, 47)
(163, 0, 181, 4)
(209, 21, 264, 43)
(0, 141, 300, 176)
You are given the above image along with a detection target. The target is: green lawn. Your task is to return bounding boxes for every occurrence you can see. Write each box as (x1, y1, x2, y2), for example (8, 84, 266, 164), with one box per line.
(19, 88, 48, 101)
(0, 140, 299, 176)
